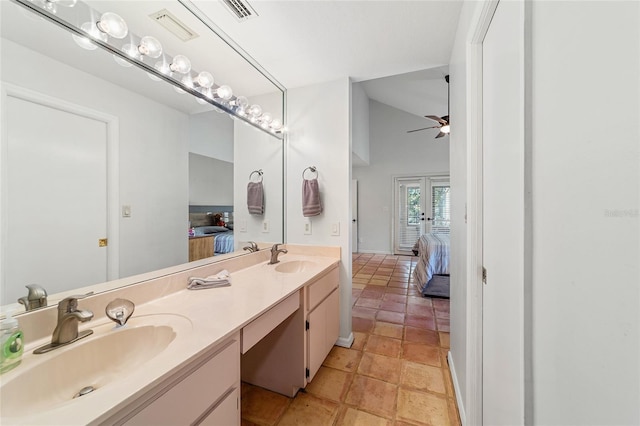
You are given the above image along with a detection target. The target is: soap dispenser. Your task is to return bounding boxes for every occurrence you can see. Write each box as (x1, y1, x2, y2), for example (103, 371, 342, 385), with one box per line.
(0, 311, 24, 374)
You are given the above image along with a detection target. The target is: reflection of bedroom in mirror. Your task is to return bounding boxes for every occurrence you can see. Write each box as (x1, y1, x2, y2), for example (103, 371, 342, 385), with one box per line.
(0, 0, 284, 312)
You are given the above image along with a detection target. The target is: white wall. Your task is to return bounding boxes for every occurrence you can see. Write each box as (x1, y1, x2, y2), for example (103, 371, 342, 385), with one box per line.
(353, 100, 449, 254)
(233, 91, 284, 250)
(1, 38, 189, 281)
(351, 82, 370, 166)
(189, 153, 234, 206)
(188, 110, 234, 163)
(531, 2, 639, 424)
(286, 78, 353, 346)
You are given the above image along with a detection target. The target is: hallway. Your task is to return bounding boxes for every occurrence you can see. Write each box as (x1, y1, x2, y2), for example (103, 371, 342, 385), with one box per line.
(241, 253, 460, 425)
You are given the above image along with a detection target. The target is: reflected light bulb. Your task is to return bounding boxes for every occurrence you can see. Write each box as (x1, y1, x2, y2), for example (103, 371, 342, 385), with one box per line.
(169, 55, 191, 74)
(196, 71, 214, 88)
(96, 12, 128, 39)
(234, 96, 249, 109)
(248, 104, 262, 117)
(441, 124, 451, 134)
(270, 119, 283, 131)
(72, 21, 107, 50)
(216, 85, 233, 100)
(138, 36, 162, 58)
(154, 61, 171, 76)
(196, 97, 208, 105)
(113, 44, 139, 67)
(181, 75, 194, 90)
(261, 112, 273, 124)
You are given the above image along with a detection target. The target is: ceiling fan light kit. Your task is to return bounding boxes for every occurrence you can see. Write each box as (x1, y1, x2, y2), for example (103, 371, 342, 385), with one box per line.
(408, 74, 450, 139)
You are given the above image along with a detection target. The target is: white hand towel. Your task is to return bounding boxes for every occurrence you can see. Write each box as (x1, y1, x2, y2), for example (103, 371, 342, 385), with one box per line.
(187, 270, 231, 290)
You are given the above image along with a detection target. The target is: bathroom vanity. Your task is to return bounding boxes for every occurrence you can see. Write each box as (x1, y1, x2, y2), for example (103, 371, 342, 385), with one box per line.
(0, 245, 340, 425)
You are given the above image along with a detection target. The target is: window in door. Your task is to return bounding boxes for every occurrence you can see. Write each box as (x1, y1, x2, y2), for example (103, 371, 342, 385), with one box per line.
(430, 181, 450, 234)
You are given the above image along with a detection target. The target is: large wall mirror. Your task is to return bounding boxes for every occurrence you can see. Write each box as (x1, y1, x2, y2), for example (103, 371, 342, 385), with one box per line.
(0, 0, 285, 313)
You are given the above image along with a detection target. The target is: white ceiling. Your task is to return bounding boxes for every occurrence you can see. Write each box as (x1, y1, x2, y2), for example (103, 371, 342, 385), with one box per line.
(191, 0, 462, 115)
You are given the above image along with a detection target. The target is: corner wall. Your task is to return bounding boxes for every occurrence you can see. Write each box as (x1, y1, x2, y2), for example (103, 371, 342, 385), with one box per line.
(286, 78, 353, 345)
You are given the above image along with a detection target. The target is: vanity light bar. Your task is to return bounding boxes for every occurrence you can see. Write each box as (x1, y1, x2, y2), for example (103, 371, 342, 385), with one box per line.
(10, 0, 284, 138)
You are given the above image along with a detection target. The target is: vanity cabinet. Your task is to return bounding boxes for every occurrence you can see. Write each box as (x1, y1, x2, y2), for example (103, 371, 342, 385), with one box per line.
(189, 235, 214, 261)
(114, 335, 240, 426)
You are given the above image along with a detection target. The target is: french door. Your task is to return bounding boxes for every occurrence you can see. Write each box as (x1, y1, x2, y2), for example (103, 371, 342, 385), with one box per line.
(393, 176, 450, 255)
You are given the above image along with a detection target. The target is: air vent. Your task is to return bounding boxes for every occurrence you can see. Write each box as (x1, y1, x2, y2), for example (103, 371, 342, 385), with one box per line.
(149, 9, 199, 42)
(222, 0, 258, 22)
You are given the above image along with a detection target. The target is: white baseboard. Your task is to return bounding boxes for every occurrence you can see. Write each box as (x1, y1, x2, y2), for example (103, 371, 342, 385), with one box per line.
(335, 332, 354, 348)
(448, 351, 467, 426)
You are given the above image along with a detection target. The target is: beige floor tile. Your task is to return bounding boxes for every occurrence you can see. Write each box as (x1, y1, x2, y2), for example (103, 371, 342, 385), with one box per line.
(351, 331, 368, 350)
(305, 366, 353, 402)
(336, 407, 392, 426)
(401, 342, 441, 367)
(380, 300, 406, 313)
(373, 321, 404, 339)
(357, 352, 402, 384)
(277, 392, 339, 426)
(397, 388, 450, 426)
(352, 282, 367, 290)
(345, 375, 398, 419)
(364, 335, 402, 358)
(241, 384, 290, 425)
(353, 306, 378, 320)
(400, 360, 446, 394)
(404, 326, 440, 346)
(323, 346, 362, 372)
(369, 278, 391, 286)
(376, 310, 406, 325)
(356, 297, 383, 309)
(352, 317, 375, 333)
(407, 296, 433, 307)
(385, 287, 409, 295)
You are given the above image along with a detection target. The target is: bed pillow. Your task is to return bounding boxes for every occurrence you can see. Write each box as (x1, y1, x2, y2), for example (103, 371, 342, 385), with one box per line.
(194, 226, 228, 235)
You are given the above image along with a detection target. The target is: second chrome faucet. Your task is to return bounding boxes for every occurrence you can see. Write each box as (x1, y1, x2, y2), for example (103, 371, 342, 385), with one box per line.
(33, 293, 94, 354)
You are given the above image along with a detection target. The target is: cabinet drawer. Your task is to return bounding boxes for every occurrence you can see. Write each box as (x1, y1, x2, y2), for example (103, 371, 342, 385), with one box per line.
(198, 387, 239, 426)
(307, 267, 339, 312)
(125, 338, 239, 425)
(241, 291, 300, 354)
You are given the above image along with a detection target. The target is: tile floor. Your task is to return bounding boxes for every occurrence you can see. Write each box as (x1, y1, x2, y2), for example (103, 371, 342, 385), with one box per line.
(241, 253, 460, 426)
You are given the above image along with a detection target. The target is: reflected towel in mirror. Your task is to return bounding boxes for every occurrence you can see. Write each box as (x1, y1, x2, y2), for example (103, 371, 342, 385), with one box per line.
(247, 181, 264, 215)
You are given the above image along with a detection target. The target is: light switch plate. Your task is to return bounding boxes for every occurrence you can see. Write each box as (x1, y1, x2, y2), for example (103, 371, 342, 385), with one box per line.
(239, 220, 247, 232)
(304, 219, 312, 235)
(331, 222, 340, 236)
(122, 205, 131, 218)
(262, 220, 269, 233)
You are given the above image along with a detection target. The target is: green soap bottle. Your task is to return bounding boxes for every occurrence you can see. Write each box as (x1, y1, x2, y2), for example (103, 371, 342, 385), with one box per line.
(0, 311, 24, 374)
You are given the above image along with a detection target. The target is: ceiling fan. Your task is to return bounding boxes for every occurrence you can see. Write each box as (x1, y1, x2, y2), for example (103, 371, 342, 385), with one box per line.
(407, 74, 450, 139)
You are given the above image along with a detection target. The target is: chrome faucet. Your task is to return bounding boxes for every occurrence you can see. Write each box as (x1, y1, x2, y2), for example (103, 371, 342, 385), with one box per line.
(243, 241, 259, 252)
(269, 243, 288, 265)
(33, 293, 94, 354)
(17, 284, 48, 311)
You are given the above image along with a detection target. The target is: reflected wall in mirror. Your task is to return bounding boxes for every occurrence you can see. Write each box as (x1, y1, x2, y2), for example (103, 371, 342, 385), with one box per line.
(0, 0, 284, 312)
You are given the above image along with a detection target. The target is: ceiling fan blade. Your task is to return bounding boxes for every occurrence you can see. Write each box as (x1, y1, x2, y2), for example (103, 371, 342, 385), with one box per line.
(407, 126, 439, 133)
(435, 131, 446, 139)
(441, 115, 449, 124)
(424, 115, 447, 125)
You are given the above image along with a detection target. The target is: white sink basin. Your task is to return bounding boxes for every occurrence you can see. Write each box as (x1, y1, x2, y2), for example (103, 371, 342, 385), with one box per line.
(0, 313, 192, 418)
(274, 260, 317, 273)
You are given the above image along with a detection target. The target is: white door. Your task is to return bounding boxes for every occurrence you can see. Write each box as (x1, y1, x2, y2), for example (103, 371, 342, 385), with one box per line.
(482, 0, 525, 424)
(4, 95, 109, 302)
(351, 179, 358, 253)
(393, 177, 426, 255)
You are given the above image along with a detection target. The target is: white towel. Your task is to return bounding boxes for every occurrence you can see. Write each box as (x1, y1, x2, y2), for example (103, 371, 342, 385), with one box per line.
(187, 270, 231, 290)
(302, 178, 322, 217)
(247, 182, 264, 215)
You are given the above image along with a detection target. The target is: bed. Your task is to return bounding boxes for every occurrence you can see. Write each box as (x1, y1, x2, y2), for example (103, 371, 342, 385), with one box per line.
(189, 209, 235, 255)
(412, 233, 450, 295)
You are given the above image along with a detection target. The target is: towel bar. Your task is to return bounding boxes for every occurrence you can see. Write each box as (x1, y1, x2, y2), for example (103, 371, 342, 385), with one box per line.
(249, 169, 263, 182)
(302, 166, 318, 179)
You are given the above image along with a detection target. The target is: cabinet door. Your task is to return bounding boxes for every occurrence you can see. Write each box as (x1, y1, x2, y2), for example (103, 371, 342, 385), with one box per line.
(199, 387, 239, 426)
(307, 288, 340, 382)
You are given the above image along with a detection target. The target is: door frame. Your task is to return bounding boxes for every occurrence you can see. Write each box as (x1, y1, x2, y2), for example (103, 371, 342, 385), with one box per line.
(464, 0, 533, 424)
(0, 83, 120, 285)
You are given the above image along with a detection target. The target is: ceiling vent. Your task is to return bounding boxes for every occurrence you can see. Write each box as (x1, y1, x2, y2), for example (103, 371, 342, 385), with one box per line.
(149, 9, 199, 42)
(222, 0, 258, 22)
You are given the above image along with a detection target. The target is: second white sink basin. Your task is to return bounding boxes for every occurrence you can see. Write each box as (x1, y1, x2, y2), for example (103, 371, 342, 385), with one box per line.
(274, 260, 317, 273)
(0, 313, 192, 418)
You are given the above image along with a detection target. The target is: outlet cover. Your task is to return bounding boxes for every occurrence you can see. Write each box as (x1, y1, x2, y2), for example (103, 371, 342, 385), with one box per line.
(262, 220, 269, 233)
(304, 219, 312, 235)
(331, 222, 340, 236)
(239, 220, 247, 232)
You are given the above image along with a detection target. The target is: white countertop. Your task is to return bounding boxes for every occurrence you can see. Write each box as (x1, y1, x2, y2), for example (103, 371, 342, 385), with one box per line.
(0, 249, 340, 425)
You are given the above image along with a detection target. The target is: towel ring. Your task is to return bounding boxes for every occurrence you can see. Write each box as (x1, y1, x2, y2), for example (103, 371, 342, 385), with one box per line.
(302, 166, 318, 180)
(249, 169, 263, 182)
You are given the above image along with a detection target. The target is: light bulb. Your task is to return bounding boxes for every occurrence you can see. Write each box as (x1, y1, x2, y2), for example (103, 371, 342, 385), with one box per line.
(441, 124, 451, 134)
(96, 12, 128, 39)
(43, 0, 57, 13)
(216, 85, 233, 100)
(232, 96, 249, 108)
(261, 112, 273, 124)
(113, 43, 140, 67)
(169, 55, 191, 74)
(248, 104, 262, 117)
(53, 0, 78, 6)
(72, 21, 107, 50)
(270, 119, 283, 131)
(196, 72, 214, 88)
(138, 36, 162, 58)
